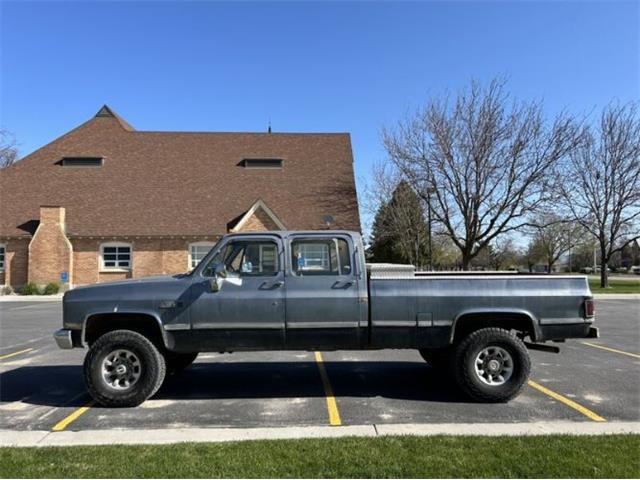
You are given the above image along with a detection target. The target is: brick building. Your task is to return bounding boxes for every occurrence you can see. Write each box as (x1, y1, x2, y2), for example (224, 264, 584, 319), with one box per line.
(0, 106, 360, 289)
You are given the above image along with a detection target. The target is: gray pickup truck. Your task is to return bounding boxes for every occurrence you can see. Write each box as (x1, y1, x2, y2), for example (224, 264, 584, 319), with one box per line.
(55, 230, 598, 407)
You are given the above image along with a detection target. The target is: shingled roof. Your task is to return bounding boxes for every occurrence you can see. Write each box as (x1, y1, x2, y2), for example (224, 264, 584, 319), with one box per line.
(0, 106, 360, 237)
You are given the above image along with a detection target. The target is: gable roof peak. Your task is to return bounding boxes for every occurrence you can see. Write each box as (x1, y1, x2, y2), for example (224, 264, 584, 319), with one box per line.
(94, 105, 135, 131)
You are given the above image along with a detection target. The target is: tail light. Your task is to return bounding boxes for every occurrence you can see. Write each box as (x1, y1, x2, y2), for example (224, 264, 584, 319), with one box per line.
(585, 299, 595, 318)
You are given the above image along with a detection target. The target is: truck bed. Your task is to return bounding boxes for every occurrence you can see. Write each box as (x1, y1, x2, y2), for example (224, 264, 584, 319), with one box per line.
(367, 264, 592, 347)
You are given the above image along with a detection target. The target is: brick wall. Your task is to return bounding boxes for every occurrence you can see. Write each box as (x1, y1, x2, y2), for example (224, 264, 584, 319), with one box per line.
(4, 205, 274, 290)
(0, 238, 30, 288)
(70, 237, 210, 286)
(8, 239, 29, 287)
(72, 238, 101, 285)
(240, 209, 280, 231)
(28, 207, 72, 288)
(0, 239, 29, 288)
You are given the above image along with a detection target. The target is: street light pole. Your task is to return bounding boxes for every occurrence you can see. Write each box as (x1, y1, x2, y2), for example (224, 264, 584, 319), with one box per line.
(426, 188, 434, 271)
(568, 227, 572, 273)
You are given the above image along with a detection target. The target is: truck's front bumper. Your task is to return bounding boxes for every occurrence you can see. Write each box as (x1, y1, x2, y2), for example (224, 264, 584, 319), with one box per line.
(54, 329, 74, 349)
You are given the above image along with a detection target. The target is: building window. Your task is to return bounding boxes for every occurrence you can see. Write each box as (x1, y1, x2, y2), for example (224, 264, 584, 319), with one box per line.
(291, 238, 351, 276)
(0, 244, 5, 272)
(243, 158, 283, 169)
(189, 242, 215, 269)
(61, 157, 103, 167)
(100, 243, 132, 271)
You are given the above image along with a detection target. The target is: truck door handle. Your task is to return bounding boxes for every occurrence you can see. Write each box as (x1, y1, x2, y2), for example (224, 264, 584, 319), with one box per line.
(260, 281, 283, 290)
(332, 280, 353, 289)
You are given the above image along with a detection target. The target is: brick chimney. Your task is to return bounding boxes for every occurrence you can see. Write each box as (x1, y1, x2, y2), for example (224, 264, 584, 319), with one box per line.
(28, 206, 73, 288)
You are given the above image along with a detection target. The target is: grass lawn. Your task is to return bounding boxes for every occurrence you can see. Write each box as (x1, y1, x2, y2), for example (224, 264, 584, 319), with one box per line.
(588, 278, 640, 293)
(1, 435, 639, 478)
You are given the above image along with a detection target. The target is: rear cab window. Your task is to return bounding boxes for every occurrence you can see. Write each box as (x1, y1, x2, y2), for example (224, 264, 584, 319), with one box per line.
(290, 237, 352, 276)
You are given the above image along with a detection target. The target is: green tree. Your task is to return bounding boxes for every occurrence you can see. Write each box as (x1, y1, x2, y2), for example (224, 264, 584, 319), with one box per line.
(368, 181, 430, 267)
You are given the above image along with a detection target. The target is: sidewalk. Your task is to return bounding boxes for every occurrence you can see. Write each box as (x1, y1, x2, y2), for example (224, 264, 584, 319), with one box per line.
(1, 421, 638, 447)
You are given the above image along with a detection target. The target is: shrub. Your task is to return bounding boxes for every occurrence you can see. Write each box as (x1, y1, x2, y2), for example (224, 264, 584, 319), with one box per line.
(22, 282, 41, 295)
(43, 282, 60, 295)
(0, 285, 14, 296)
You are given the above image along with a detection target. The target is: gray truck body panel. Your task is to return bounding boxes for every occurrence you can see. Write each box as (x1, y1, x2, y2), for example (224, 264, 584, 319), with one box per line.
(56, 230, 595, 352)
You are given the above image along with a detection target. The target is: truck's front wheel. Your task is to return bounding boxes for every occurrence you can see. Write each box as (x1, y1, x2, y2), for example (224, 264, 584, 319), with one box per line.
(84, 330, 166, 407)
(453, 327, 530, 403)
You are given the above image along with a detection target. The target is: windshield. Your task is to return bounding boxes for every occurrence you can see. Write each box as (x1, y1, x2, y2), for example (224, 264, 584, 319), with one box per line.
(186, 237, 225, 276)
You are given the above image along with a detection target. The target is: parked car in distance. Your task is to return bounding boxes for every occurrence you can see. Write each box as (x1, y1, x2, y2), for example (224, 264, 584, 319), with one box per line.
(55, 230, 598, 407)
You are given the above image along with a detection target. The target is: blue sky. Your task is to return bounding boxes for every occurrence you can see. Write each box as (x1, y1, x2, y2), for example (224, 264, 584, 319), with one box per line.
(1, 1, 638, 230)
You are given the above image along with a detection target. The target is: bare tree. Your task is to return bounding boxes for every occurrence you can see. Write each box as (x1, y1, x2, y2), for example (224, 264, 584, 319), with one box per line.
(558, 103, 640, 287)
(382, 78, 582, 269)
(528, 214, 584, 273)
(0, 129, 19, 169)
(472, 236, 519, 271)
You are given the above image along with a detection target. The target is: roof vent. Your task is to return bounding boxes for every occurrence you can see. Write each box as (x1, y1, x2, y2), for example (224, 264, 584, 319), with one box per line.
(243, 158, 283, 169)
(60, 157, 103, 167)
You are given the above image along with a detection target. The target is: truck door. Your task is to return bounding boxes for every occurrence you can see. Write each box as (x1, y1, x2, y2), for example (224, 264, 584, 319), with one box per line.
(284, 234, 362, 349)
(189, 236, 285, 350)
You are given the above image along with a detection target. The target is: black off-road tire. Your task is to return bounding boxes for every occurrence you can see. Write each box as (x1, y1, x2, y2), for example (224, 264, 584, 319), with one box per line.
(453, 327, 530, 403)
(165, 352, 198, 375)
(84, 330, 166, 407)
(418, 348, 452, 369)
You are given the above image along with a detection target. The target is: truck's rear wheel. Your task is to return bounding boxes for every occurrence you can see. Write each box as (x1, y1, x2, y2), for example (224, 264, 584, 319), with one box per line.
(165, 352, 198, 375)
(84, 330, 166, 407)
(453, 327, 530, 402)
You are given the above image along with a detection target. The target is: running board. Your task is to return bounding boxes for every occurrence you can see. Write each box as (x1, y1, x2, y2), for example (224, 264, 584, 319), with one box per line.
(524, 342, 560, 354)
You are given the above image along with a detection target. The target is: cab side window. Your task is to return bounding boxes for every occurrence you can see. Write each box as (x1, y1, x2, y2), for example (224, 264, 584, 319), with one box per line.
(291, 238, 351, 276)
(204, 241, 279, 277)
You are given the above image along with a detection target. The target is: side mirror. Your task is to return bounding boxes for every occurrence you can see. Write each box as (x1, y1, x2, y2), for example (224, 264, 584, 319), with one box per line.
(214, 263, 227, 278)
(209, 263, 227, 292)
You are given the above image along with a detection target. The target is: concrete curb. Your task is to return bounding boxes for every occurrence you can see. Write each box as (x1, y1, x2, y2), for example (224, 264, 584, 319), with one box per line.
(1, 422, 638, 447)
(0, 295, 63, 302)
(593, 294, 640, 300)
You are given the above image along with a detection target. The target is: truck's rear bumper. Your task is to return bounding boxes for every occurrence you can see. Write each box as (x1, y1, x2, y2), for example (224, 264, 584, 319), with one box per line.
(54, 329, 73, 349)
(54, 329, 82, 349)
(539, 323, 598, 341)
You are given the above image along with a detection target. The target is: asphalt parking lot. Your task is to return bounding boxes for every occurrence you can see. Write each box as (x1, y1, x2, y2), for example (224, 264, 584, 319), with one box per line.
(1, 299, 638, 432)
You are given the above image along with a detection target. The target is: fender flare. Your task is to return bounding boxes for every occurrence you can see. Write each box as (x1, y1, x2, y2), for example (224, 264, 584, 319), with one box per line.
(81, 308, 169, 348)
(449, 307, 540, 343)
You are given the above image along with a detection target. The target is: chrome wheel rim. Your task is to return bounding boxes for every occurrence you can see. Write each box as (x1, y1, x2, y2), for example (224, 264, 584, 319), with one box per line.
(474, 346, 514, 386)
(101, 349, 142, 390)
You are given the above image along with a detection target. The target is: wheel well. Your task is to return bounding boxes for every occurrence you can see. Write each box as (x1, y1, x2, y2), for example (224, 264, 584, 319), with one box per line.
(452, 312, 536, 344)
(84, 313, 165, 348)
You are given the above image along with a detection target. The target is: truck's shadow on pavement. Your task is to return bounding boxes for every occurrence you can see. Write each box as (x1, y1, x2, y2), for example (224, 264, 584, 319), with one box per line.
(0, 361, 466, 407)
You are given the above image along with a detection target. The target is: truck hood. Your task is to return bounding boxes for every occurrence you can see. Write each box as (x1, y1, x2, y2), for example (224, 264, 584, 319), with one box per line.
(65, 273, 194, 304)
(71, 274, 190, 291)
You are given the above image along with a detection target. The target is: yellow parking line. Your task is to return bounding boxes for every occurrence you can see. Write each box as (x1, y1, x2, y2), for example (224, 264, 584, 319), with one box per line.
(51, 402, 94, 432)
(528, 380, 606, 422)
(582, 342, 640, 359)
(314, 352, 342, 426)
(0, 348, 33, 361)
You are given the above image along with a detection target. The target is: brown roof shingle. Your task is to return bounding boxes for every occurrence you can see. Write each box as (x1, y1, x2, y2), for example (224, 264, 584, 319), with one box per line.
(0, 106, 361, 237)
